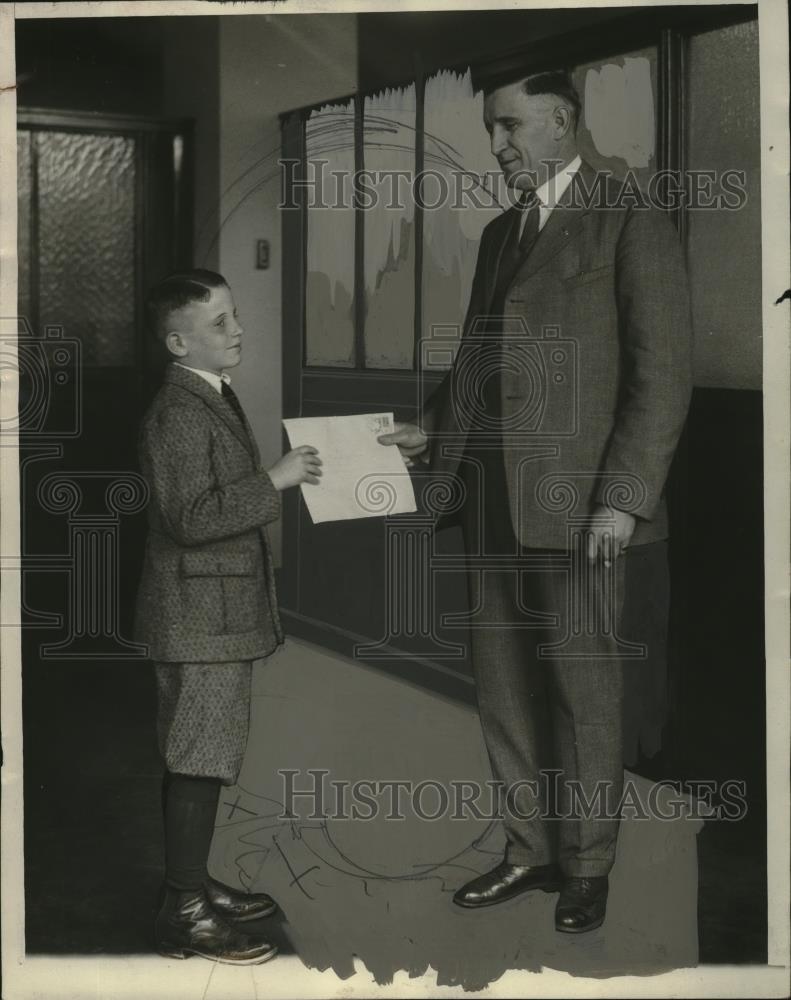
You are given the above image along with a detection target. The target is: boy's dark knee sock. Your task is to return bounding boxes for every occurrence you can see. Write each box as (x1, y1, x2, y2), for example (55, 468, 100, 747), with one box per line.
(163, 772, 221, 892)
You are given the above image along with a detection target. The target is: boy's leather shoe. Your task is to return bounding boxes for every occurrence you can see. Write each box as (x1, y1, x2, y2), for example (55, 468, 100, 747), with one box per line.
(555, 876, 609, 933)
(155, 886, 277, 964)
(204, 876, 278, 921)
(453, 861, 561, 908)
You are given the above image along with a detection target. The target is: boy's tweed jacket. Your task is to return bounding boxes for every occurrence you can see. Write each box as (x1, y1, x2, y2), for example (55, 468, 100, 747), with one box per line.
(134, 363, 283, 663)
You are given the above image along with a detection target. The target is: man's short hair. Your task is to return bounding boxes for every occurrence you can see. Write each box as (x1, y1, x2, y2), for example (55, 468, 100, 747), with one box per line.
(486, 69, 582, 132)
(147, 269, 228, 342)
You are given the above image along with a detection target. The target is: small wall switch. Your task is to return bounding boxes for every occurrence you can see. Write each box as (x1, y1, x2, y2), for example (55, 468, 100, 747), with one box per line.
(256, 239, 270, 270)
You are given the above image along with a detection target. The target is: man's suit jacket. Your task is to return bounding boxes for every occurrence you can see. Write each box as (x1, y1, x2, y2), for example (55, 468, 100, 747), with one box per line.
(422, 160, 693, 550)
(134, 364, 284, 663)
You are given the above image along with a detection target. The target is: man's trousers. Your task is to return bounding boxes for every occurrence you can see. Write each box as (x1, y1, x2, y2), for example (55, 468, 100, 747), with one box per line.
(460, 448, 631, 877)
(463, 551, 629, 877)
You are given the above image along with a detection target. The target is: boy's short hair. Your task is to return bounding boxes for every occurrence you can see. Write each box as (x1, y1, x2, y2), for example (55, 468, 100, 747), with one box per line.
(147, 269, 229, 343)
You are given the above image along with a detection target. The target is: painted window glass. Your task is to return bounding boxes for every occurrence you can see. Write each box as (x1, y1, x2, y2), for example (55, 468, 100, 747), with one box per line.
(572, 46, 658, 190)
(305, 99, 357, 368)
(363, 85, 417, 369)
(301, 48, 662, 371)
(421, 69, 502, 370)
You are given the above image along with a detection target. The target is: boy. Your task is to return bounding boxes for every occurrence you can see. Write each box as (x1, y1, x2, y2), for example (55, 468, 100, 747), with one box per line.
(135, 270, 321, 964)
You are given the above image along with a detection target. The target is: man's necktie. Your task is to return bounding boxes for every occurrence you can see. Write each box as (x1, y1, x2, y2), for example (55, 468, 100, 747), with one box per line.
(221, 381, 247, 427)
(517, 188, 541, 254)
(489, 189, 541, 321)
(475, 189, 543, 428)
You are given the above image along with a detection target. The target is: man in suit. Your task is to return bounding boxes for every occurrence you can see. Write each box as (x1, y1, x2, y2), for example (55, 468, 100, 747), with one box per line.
(136, 270, 321, 962)
(380, 70, 692, 933)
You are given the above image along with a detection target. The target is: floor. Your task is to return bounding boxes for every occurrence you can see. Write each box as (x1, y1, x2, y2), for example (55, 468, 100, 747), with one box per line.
(21, 638, 767, 981)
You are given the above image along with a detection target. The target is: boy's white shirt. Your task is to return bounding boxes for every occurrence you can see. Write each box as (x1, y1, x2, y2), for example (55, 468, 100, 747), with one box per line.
(173, 361, 231, 394)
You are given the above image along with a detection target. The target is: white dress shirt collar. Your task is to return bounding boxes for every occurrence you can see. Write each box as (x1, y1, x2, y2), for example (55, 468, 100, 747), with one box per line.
(173, 362, 230, 395)
(522, 155, 582, 233)
(534, 154, 582, 212)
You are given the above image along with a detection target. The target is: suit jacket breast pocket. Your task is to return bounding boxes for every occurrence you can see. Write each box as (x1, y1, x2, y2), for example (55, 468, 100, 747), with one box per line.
(560, 263, 615, 289)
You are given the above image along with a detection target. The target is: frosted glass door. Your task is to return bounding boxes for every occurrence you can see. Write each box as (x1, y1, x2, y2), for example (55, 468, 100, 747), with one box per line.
(36, 131, 137, 366)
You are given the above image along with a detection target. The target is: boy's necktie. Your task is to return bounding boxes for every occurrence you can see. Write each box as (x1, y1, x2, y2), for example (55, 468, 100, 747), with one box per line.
(221, 381, 247, 427)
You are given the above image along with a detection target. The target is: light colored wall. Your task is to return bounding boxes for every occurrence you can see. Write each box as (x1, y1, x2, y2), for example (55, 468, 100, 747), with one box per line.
(218, 14, 357, 563)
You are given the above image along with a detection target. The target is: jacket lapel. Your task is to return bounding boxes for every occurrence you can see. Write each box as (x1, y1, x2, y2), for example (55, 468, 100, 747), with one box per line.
(483, 208, 521, 315)
(165, 365, 255, 457)
(513, 160, 595, 284)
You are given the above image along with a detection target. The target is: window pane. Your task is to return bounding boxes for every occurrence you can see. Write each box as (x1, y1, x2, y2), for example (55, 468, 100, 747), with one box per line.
(37, 131, 136, 367)
(305, 100, 356, 368)
(686, 21, 761, 389)
(17, 130, 32, 329)
(573, 46, 658, 188)
(363, 85, 416, 369)
(422, 69, 502, 370)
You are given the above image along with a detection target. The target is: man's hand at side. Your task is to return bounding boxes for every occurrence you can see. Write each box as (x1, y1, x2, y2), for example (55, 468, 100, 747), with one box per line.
(377, 422, 429, 466)
(586, 504, 636, 566)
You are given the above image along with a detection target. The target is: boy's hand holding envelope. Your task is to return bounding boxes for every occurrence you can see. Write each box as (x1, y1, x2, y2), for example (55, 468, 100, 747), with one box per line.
(268, 445, 322, 490)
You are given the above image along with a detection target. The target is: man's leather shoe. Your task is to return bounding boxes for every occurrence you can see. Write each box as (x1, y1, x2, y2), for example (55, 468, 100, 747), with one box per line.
(155, 886, 278, 963)
(453, 861, 561, 908)
(204, 876, 278, 921)
(555, 876, 609, 933)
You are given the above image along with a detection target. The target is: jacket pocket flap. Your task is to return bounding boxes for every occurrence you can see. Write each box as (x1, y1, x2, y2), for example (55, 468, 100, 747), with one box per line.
(180, 551, 256, 577)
